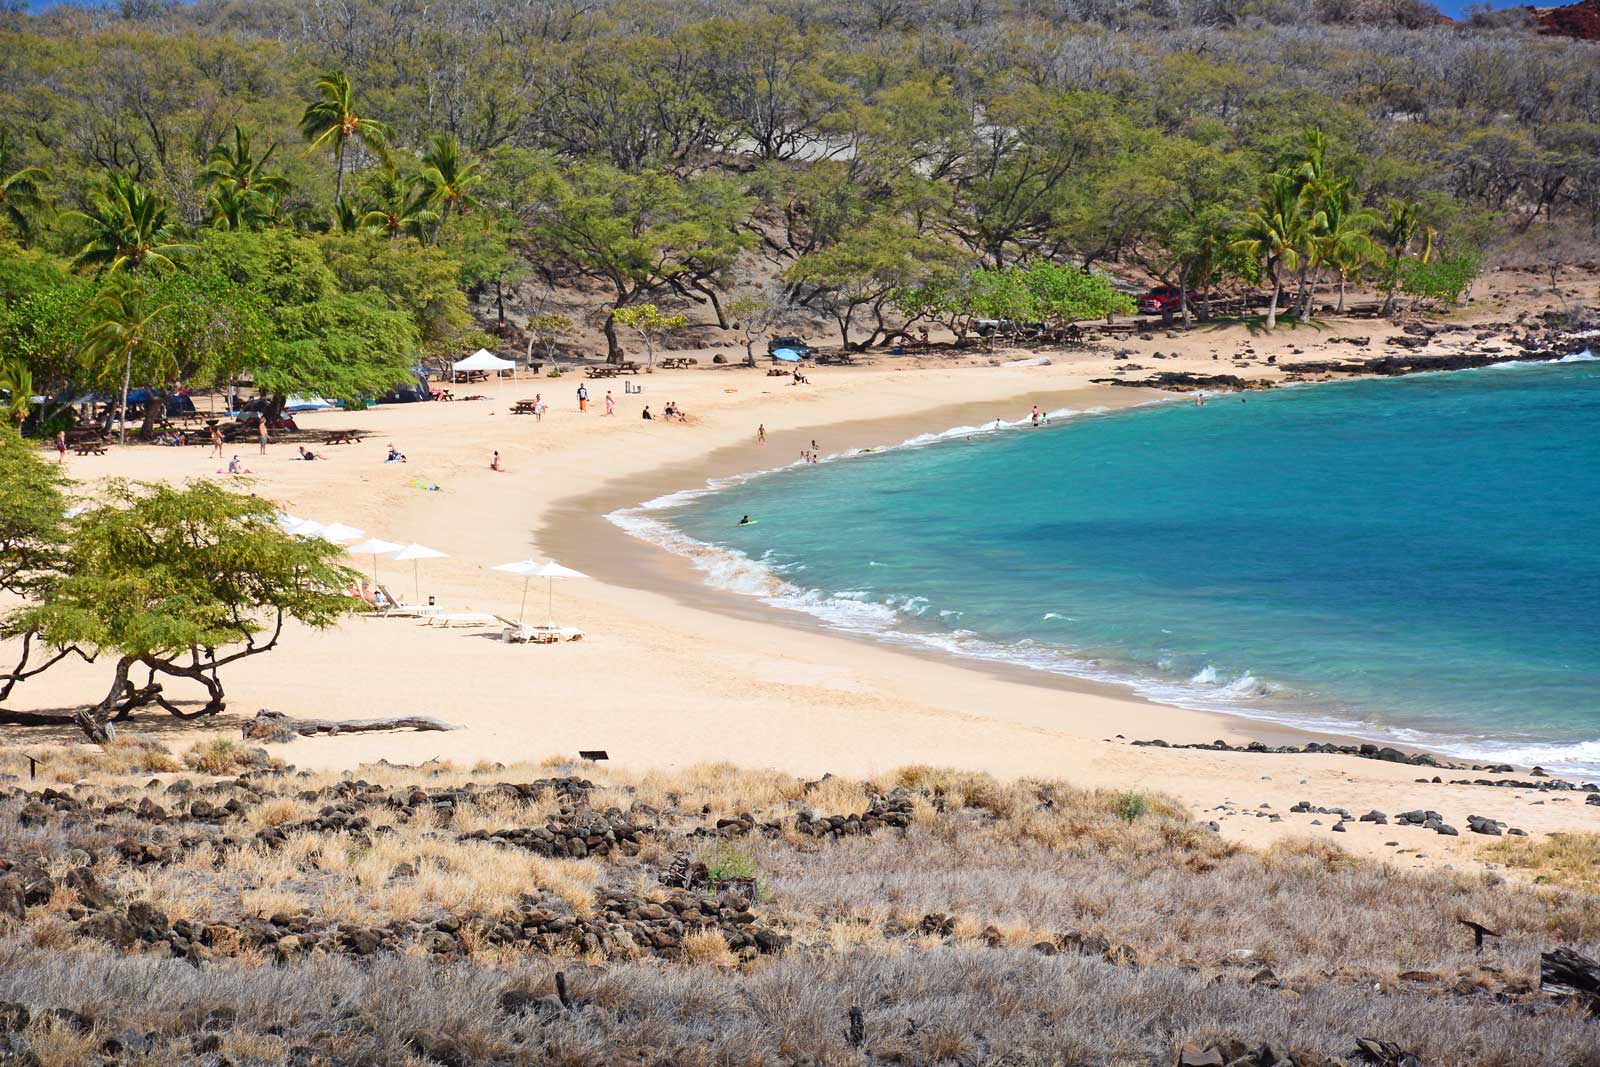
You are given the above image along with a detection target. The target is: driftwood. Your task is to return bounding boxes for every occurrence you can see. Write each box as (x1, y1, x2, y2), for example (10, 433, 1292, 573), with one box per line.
(1541, 948, 1600, 1013)
(243, 708, 464, 742)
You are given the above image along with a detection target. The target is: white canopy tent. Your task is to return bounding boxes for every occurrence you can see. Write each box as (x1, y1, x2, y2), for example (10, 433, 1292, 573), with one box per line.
(452, 349, 516, 377)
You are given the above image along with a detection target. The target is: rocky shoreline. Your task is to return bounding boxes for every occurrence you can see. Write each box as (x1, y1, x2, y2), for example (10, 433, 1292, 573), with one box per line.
(1097, 312, 1593, 392)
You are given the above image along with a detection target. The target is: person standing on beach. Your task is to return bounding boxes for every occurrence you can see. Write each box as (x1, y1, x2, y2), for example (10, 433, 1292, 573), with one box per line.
(757, 423, 766, 444)
(258, 419, 269, 455)
(533, 393, 543, 422)
(577, 384, 588, 412)
(1031, 405, 1041, 426)
(209, 425, 224, 458)
(605, 390, 615, 416)
(491, 450, 502, 471)
(54, 431, 66, 463)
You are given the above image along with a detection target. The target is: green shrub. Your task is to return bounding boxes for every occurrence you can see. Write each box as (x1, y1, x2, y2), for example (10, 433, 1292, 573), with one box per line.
(1115, 792, 1149, 823)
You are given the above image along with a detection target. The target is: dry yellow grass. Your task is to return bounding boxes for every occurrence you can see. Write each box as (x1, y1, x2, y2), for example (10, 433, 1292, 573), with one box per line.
(680, 929, 738, 967)
(1481, 832, 1600, 894)
(28, 1017, 100, 1067)
(2, 737, 180, 782)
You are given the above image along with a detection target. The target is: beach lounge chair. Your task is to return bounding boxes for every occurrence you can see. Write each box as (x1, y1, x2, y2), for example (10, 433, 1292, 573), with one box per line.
(494, 616, 585, 643)
(425, 612, 498, 628)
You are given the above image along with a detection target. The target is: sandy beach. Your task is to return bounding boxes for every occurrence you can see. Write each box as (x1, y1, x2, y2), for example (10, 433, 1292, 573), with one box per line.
(5, 290, 1596, 874)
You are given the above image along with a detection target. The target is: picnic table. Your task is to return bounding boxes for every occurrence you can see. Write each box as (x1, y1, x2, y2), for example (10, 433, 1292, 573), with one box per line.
(659, 357, 698, 369)
(324, 429, 371, 445)
(452, 369, 490, 384)
(73, 441, 108, 456)
(816, 353, 856, 366)
(585, 366, 619, 379)
(510, 399, 538, 414)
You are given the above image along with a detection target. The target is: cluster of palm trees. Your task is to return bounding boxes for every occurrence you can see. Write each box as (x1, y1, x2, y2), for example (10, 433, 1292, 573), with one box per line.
(299, 70, 483, 244)
(1233, 130, 1425, 329)
(0, 69, 486, 442)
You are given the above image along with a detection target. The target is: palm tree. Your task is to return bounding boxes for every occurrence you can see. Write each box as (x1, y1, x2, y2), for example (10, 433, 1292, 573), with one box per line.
(199, 126, 287, 199)
(360, 158, 438, 240)
(66, 173, 188, 275)
(1376, 199, 1421, 317)
(1231, 174, 1313, 330)
(299, 70, 389, 206)
(208, 183, 272, 232)
(1316, 180, 1378, 315)
(331, 195, 365, 234)
(418, 134, 484, 244)
(80, 279, 171, 445)
(0, 130, 52, 246)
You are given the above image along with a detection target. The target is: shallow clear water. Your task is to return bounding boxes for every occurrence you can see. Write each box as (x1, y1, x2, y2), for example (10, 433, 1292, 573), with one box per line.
(633, 355, 1600, 775)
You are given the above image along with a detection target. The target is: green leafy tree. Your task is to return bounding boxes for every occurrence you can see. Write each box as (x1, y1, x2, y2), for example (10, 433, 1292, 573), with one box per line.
(299, 70, 389, 208)
(524, 159, 752, 361)
(79, 278, 170, 444)
(525, 312, 575, 367)
(66, 174, 188, 276)
(0, 426, 79, 706)
(0, 246, 90, 406)
(189, 231, 423, 409)
(1376, 199, 1422, 316)
(316, 232, 477, 357)
(2, 480, 360, 742)
(418, 134, 484, 245)
(612, 303, 688, 369)
(0, 359, 33, 427)
(727, 283, 796, 361)
(1020, 262, 1135, 326)
(787, 219, 955, 349)
(1401, 252, 1481, 309)
(0, 130, 52, 246)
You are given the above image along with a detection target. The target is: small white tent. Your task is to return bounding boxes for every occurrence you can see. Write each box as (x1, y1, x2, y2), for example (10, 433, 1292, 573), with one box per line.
(452, 348, 516, 377)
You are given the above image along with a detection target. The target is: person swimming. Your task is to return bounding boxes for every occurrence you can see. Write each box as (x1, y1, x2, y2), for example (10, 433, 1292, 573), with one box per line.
(738, 515, 753, 526)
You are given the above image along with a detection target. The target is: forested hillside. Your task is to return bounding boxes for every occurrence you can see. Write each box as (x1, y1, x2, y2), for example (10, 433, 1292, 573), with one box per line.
(1, 0, 1597, 424)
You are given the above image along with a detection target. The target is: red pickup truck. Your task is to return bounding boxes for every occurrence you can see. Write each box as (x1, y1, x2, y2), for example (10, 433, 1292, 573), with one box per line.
(1136, 286, 1199, 315)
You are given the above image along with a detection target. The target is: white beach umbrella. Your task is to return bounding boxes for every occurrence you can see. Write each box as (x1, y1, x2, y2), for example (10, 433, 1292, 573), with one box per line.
(391, 543, 448, 601)
(286, 519, 325, 538)
(274, 512, 303, 530)
(492, 559, 588, 627)
(345, 537, 403, 586)
(316, 522, 365, 544)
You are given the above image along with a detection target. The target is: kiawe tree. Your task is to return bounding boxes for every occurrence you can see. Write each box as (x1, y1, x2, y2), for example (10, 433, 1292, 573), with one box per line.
(299, 70, 389, 208)
(1, 479, 360, 743)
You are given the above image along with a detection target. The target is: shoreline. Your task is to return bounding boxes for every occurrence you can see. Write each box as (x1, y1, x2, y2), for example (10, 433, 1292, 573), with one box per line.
(542, 385, 1342, 752)
(546, 360, 1600, 777)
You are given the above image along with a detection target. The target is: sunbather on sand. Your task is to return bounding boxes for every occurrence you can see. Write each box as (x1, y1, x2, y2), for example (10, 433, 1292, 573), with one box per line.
(297, 446, 329, 461)
(385, 445, 406, 463)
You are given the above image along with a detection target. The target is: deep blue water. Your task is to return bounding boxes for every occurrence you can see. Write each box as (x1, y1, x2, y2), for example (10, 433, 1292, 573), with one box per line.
(626, 354, 1600, 775)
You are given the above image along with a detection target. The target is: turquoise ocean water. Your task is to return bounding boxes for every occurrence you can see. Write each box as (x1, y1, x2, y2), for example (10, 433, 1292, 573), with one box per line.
(614, 352, 1600, 775)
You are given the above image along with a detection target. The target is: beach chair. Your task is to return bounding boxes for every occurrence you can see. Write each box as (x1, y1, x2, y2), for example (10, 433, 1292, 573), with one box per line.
(425, 612, 498, 628)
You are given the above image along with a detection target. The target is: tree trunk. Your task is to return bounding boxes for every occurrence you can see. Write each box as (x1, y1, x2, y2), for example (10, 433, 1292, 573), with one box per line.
(432, 198, 452, 246)
(334, 136, 346, 205)
(603, 311, 621, 363)
(704, 287, 727, 330)
(1266, 278, 1281, 331)
(1337, 273, 1347, 314)
(1179, 263, 1192, 328)
(244, 708, 464, 741)
(117, 343, 135, 446)
(77, 657, 134, 744)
